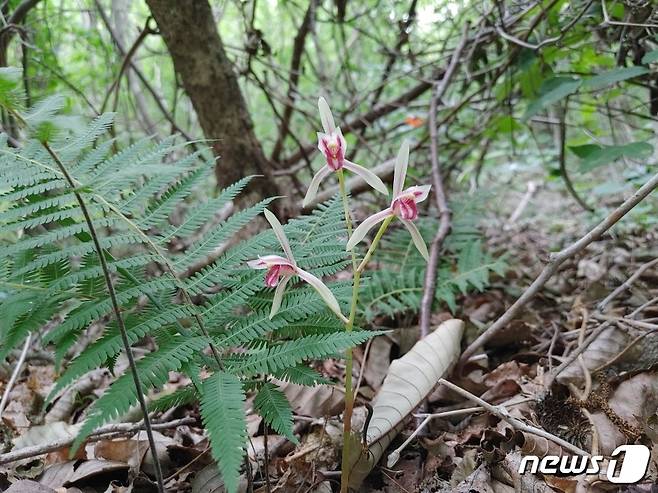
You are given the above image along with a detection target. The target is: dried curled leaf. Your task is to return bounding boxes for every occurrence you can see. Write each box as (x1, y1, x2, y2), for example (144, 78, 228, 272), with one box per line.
(557, 327, 628, 383)
(348, 319, 464, 490)
(278, 380, 344, 417)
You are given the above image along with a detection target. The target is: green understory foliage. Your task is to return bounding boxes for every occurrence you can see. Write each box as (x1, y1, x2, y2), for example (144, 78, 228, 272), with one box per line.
(0, 69, 378, 491)
(0, 68, 503, 490)
(362, 203, 507, 321)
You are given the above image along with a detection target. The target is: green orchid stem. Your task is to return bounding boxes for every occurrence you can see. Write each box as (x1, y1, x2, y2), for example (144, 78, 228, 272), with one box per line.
(340, 213, 392, 493)
(337, 169, 358, 272)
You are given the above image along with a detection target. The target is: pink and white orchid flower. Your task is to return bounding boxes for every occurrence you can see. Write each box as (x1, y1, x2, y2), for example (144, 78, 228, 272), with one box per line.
(346, 141, 431, 261)
(303, 97, 388, 207)
(248, 209, 348, 323)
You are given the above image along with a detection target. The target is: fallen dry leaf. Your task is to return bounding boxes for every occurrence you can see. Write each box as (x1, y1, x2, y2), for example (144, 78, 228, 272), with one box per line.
(278, 380, 344, 417)
(348, 319, 464, 490)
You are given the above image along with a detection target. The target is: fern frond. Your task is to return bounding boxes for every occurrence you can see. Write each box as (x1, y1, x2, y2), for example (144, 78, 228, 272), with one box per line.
(44, 276, 178, 345)
(175, 197, 275, 269)
(217, 282, 351, 346)
(0, 216, 118, 261)
(200, 372, 247, 493)
(0, 291, 63, 360)
(56, 112, 115, 164)
(272, 365, 330, 386)
(148, 384, 197, 414)
(158, 175, 253, 242)
(234, 331, 380, 376)
(73, 336, 209, 452)
(254, 382, 297, 443)
(50, 305, 196, 399)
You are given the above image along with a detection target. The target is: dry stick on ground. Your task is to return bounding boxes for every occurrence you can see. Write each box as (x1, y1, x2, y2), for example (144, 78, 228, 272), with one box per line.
(459, 169, 658, 367)
(437, 379, 589, 456)
(548, 295, 658, 386)
(419, 22, 469, 338)
(0, 417, 195, 465)
(389, 398, 534, 466)
(597, 257, 658, 311)
(0, 332, 31, 415)
(505, 181, 538, 228)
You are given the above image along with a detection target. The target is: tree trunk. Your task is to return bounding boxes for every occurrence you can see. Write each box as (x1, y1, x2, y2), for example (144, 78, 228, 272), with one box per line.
(145, 0, 277, 199)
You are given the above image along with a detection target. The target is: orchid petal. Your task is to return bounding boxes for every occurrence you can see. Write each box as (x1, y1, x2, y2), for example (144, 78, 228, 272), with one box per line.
(404, 184, 432, 203)
(316, 131, 329, 154)
(346, 208, 392, 251)
(296, 267, 348, 323)
(343, 160, 388, 195)
(269, 274, 292, 319)
(401, 219, 429, 262)
(247, 255, 292, 269)
(264, 209, 295, 264)
(393, 140, 410, 198)
(303, 165, 332, 207)
(318, 97, 336, 133)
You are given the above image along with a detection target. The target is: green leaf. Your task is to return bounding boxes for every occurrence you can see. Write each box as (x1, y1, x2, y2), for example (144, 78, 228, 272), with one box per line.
(254, 382, 298, 443)
(582, 66, 649, 90)
(642, 50, 658, 64)
(0, 67, 25, 111)
(569, 141, 654, 172)
(235, 331, 381, 376)
(524, 77, 581, 120)
(201, 372, 247, 493)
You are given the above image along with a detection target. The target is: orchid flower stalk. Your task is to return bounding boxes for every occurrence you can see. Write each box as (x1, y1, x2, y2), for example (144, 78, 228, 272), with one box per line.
(250, 96, 432, 493)
(248, 209, 348, 323)
(303, 97, 388, 207)
(339, 141, 430, 492)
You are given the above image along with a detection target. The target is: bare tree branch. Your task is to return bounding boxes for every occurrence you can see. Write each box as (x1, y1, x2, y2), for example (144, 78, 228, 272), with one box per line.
(460, 170, 658, 367)
(419, 22, 469, 338)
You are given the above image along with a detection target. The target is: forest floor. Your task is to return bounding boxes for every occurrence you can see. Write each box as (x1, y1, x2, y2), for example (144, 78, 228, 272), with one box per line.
(1, 176, 658, 493)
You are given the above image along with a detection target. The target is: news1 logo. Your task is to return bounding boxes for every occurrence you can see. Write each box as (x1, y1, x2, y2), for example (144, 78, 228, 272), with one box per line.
(518, 445, 651, 484)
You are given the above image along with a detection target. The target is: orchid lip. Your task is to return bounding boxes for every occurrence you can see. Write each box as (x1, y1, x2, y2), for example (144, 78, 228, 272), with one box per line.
(318, 129, 346, 171)
(392, 195, 419, 221)
(264, 264, 295, 287)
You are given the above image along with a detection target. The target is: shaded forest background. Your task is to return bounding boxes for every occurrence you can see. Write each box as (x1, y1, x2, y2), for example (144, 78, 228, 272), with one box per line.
(3, 0, 658, 492)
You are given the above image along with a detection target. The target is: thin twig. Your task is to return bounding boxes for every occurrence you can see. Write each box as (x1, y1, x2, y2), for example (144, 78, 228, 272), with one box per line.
(94, 0, 196, 143)
(546, 292, 658, 388)
(0, 332, 31, 415)
(460, 169, 658, 367)
(353, 337, 373, 399)
(598, 258, 658, 311)
(575, 308, 592, 399)
(419, 22, 469, 338)
(505, 181, 537, 228)
(601, 0, 658, 28)
(438, 379, 589, 456)
(270, 0, 315, 163)
(100, 18, 155, 114)
(593, 313, 658, 331)
(0, 417, 195, 465)
(391, 397, 534, 465)
(559, 102, 592, 212)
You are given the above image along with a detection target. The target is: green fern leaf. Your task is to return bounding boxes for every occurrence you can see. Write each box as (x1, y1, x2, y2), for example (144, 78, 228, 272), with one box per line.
(254, 382, 297, 443)
(200, 372, 247, 493)
(73, 336, 208, 452)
